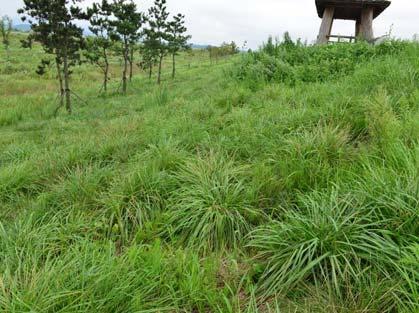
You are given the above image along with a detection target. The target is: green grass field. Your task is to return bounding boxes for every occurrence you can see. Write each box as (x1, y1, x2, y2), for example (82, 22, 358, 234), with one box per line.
(0, 33, 418, 312)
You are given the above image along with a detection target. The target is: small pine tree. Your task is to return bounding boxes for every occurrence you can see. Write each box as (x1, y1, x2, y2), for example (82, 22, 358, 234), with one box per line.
(282, 31, 295, 49)
(18, 0, 88, 114)
(145, 0, 170, 84)
(167, 13, 191, 79)
(0, 15, 13, 58)
(109, 0, 144, 94)
(230, 41, 239, 54)
(87, 0, 113, 93)
(139, 42, 158, 79)
(21, 32, 34, 50)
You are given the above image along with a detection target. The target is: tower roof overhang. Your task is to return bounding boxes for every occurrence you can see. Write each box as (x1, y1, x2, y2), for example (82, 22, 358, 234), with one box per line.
(316, 0, 391, 20)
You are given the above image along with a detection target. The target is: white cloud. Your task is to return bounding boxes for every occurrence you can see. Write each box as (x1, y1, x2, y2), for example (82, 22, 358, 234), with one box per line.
(2, 0, 418, 48)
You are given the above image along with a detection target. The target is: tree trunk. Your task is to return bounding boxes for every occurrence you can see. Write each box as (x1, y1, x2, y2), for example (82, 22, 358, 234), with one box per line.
(149, 63, 152, 80)
(122, 39, 128, 94)
(129, 45, 134, 82)
(63, 51, 72, 114)
(157, 54, 163, 84)
(172, 53, 176, 79)
(55, 56, 64, 111)
(103, 47, 109, 92)
(5, 45, 10, 62)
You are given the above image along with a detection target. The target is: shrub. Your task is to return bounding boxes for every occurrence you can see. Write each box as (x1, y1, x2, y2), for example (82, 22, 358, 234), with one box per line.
(231, 34, 410, 87)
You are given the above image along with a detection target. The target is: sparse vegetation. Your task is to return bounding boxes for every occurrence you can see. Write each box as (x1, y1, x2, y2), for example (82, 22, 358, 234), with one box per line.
(0, 14, 418, 313)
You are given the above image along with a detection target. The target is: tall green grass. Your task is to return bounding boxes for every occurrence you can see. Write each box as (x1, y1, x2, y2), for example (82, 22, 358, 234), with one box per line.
(249, 191, 400, 298)
(165, 152, 265, 254)
(0, 33, 418, 312)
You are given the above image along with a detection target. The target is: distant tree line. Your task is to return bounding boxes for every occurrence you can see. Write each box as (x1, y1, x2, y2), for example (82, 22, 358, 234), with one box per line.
(17, 0, 191, 114)
(207, 41, 240, 63)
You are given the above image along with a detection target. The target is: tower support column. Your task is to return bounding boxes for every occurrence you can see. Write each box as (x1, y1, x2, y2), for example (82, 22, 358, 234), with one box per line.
(359, 7, 374, 41)
(317, 7, 335, 44)
(355, 19, 361, 37)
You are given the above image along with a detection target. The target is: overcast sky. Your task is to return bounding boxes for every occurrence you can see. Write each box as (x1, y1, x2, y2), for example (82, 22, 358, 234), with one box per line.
(2, 0, 418, 48)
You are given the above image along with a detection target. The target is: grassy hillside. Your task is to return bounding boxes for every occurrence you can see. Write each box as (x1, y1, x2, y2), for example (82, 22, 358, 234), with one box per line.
(0, 33, 418, 312)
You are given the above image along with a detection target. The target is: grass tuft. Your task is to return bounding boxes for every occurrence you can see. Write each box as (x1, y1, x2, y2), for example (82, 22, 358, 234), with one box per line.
(249, 191, 400, 299)
(165, 152, 265, 254)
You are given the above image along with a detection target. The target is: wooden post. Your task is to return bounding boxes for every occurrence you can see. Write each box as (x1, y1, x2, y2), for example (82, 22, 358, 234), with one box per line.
(359, 7, 374, 42)
(317, 7, 335, 44)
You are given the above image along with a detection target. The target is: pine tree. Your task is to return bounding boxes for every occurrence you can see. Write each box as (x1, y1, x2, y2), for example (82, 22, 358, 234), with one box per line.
(167, 13, 191, 79)
(0, 15, 13, 59)
(109, 0, 144, 94)
(86, 0, 113, 93)
(18, 0, 88, 114)
(145, 0, 170, 84)
(21, 32, 34, 50)
(139, 42, 158, 79)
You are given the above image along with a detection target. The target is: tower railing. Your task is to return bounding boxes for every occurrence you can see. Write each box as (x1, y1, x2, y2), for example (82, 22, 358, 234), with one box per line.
(327, 35, 357, 43)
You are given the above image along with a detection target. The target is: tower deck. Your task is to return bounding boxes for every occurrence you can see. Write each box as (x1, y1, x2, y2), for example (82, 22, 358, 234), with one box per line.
(316, 0, 391, 20)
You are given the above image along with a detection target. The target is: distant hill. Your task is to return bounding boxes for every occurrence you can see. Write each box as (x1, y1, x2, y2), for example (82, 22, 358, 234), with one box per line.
(14, 24, 31, 32)
(191, 44, 210, 50)
(11, 25, 206, 49)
